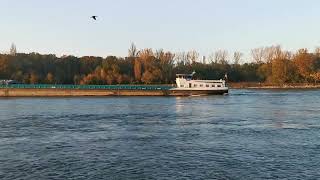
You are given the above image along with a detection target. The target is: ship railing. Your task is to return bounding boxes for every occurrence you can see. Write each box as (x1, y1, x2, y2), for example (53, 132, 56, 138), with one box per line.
(0, 84, 173, 90)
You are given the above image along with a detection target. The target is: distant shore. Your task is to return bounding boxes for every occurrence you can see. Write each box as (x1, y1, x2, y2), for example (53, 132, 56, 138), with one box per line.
(229, 82, 320, 89)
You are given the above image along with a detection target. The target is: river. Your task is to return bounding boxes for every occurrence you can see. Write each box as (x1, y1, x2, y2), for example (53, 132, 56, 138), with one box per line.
(0, 89, 319, 179)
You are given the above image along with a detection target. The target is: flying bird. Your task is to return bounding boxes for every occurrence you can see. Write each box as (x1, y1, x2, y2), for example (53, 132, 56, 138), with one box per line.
(91, 16, 98, 20)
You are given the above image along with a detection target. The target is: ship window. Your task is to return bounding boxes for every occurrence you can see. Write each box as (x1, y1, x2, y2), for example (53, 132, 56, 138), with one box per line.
(217, 85, 221, 87)
(206, 84, 210, 87)
(200, 84, 203, 87)
(194, 84, 197, 87)
(212, 85, 215, 87)
(181, 85, 184, 87)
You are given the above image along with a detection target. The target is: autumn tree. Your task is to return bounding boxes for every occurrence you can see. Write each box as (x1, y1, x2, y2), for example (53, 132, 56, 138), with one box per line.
(233, 51, 243, 65)
(175, 52, 189, 65)
(158, 51, 175, 83)
(293, 48, 315, 82)
(45, 73, 54, 83)
(214, 50, 228, 64)
(2, 44, 320, 85)
(314, 47, 320, 57)
(251, 48, 264, 63)
(0, 55, 11, 77)
(207, 52, 215, 64)
(139, 48, 153, 61)
(310, 72, 320, 83)
(134, 59, 142, 82)
(141, 69, 162, 84)
(128, 43, 139, 57)
(187, 50, 199, 64)
(270, 49, 291, 84)
(30, 73, 39, 84)
(264, 46, 282, 63)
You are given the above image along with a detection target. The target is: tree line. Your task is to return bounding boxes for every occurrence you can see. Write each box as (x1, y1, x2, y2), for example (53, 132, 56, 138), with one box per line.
(1, 44, 320, 85)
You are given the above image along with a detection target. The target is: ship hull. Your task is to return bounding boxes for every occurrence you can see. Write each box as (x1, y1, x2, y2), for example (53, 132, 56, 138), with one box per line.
(169, 89, 228, 96)
(0, 85, 228, 97)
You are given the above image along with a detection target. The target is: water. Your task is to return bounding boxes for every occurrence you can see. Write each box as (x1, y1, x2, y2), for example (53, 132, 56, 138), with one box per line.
(0, 89, 320, 180)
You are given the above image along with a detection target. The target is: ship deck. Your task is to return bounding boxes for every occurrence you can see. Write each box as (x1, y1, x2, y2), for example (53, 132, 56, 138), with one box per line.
(0, 84, 173, 90)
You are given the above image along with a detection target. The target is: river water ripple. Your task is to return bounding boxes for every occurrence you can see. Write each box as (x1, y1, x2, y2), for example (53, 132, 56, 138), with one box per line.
(0, 89, 319, 179)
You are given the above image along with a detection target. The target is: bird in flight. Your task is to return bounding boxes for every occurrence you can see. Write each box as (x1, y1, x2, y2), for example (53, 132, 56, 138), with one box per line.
(91, 16, 98, 20)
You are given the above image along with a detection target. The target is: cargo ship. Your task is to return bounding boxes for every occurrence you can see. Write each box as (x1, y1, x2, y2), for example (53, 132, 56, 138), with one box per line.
(0, 73, 228, 97)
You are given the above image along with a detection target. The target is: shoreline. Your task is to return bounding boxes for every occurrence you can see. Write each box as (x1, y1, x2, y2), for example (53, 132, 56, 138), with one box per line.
(229, 83, 320, 89)
(0, 83, 319, 97)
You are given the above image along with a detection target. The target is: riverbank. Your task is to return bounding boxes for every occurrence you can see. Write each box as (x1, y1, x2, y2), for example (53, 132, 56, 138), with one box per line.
(229, 82, 320, 89)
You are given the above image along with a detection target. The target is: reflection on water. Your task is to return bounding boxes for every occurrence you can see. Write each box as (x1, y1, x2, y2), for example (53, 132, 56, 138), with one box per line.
(0, 89, 320, 179)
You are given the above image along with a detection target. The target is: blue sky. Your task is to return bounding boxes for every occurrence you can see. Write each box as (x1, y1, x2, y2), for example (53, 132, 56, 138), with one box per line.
(1, 0, 320, 60)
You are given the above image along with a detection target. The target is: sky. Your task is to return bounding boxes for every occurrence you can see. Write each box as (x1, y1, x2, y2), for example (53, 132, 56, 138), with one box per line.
(1, 0, 320, 60)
